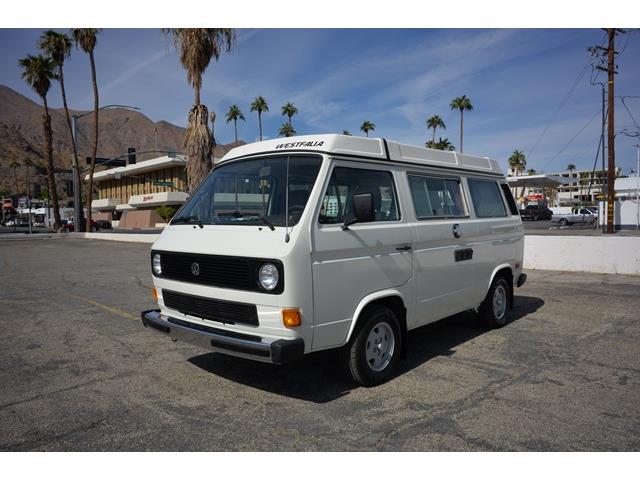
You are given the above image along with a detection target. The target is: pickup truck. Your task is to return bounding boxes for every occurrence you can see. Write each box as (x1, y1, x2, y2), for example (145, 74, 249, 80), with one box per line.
(551, 207, 597, 226)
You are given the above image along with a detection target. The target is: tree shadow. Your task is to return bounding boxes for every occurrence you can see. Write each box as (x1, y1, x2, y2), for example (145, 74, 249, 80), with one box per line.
(188, 295, 545, 404)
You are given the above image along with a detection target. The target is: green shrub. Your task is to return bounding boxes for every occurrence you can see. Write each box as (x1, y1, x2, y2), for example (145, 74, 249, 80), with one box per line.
(155, 205, 179, 222)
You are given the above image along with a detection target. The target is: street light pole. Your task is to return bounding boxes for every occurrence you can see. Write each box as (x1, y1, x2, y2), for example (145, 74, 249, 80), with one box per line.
(70, 104, 140, 231)
(71, 114, 82, 231)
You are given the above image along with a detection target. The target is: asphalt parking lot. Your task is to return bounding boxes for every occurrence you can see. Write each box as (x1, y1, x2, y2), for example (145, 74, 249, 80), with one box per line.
(1, 238, 639, 451)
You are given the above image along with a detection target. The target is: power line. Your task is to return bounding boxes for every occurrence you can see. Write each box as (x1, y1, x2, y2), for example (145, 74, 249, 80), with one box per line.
(546, 109, 601, 166)
(528, 32, 609, 163)
(619, 96, 640, 131)
(527, 61, 591, 161)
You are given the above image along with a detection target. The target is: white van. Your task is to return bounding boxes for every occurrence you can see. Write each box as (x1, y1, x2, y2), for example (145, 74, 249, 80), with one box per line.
(142, 134, 526, 386)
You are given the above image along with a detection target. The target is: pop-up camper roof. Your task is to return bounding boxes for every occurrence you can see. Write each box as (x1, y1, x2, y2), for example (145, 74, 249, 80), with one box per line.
(220, 134, 503, 176)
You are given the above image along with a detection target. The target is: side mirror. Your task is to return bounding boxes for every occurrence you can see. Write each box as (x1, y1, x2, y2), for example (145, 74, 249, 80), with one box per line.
(343, 193, 375, 230)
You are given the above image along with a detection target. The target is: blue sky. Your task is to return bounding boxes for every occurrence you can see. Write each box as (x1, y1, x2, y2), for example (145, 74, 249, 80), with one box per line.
(1, 28, 639, 174)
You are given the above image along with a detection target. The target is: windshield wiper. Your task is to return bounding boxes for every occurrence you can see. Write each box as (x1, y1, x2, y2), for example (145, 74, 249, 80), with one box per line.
(172, 215, 204, 228)
(257, 216, 275, 231)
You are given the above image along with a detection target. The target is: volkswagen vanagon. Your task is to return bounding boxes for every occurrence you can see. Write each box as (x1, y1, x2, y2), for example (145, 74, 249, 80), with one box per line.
(142, 134, 526, 386)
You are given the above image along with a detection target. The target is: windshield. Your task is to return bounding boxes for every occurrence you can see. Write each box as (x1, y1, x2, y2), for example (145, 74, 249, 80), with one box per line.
(172, 155, 322, 227)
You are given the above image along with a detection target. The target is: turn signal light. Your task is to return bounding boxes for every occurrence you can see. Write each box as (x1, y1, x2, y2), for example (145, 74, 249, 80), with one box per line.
(282, 308, 301, 327)
(152, 287, 158, 302)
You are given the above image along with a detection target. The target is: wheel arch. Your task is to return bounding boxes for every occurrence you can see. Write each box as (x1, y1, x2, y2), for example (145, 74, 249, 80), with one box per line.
(487, 264, 514, 309)
(346, 290, 408, 348)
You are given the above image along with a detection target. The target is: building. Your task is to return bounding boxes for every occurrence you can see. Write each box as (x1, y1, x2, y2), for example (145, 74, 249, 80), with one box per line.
(85, 154, 218, 228)
(507, 167, 622, 206)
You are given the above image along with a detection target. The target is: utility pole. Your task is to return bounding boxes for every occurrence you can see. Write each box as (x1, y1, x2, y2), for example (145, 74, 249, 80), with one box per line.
(606, 28, 616, 233)
(635, 144, 640, 230)
(588, 44, 608, 231)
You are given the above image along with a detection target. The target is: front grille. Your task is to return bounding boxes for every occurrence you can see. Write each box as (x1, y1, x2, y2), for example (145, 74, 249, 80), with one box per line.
(153, 250, 283, 294)
(162, 289, 258, 326)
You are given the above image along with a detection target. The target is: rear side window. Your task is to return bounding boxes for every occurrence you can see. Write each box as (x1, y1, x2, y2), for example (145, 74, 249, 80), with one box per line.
(467, 179, 508, 218)
(319, 167, 399, 224)
(408, 175, 466, 218)
(500, 183, 519, 215)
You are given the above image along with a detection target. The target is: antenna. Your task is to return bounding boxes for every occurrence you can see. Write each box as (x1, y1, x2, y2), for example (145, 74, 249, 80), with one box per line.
(284, 155, 290, 243)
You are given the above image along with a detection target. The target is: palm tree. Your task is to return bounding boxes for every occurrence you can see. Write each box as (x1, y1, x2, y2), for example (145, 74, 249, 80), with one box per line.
(508, 150, 527, 199)
(164, 29, 236, 193)
(24, 158, 34, 200)
(342, 130, 351, 136)
(39, 30, 84, 229)
(18, 54, 62, 229)
(566, 163, 576, 205)
(281, 102, 298, 127)
(225, 104, 245, 144)
(426, 137, 455, 151)
(508, 150, 526, 176)
(449, 95, 473, 153)
(360, 121, 375, 137)
(426, 115, 446, 143)
(71, 28, 100, 231)
(278, 123, 296, 137)
(250, 96, 269, 141)
(10, 159, 21, 203)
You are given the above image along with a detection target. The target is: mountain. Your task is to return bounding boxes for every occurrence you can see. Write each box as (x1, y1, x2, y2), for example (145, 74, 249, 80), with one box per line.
(0, 85, 241, 198)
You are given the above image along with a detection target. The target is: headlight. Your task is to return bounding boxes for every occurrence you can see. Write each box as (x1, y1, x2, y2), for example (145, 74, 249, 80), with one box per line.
(152, 253, 162, 275)
(258, 263, 279, 291)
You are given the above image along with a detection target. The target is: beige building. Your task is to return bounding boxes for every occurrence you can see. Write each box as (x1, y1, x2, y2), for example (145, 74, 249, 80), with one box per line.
(85, 154, 218, 228)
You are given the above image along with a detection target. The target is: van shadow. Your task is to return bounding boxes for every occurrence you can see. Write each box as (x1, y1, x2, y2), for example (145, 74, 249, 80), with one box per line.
(188, 295, 544, 404)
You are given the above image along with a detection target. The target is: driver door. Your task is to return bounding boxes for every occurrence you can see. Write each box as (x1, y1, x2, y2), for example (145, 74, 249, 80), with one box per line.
(310, 160, 413, 350)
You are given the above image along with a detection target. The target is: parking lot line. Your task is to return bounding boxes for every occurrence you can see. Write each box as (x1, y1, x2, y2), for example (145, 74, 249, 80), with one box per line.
(65, 293, 138, 321)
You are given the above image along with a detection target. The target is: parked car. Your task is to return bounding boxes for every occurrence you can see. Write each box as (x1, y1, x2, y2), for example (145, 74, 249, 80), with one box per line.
(552, 207, 597, 226)
(141, 134, 527, 386)
(60, 219, 99, 232)
(519, 204, 553, 221)
(8, 218, 29, 227)
(94, 220, 112, 230)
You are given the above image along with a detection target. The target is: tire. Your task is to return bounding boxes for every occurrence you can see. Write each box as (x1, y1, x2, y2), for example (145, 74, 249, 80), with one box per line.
(532, 214, 538, 221)
(62, 227, 70, 233)
(479, 275, 511, 328)
(341, 305, 402, 387)
(559, 218, 568, 226)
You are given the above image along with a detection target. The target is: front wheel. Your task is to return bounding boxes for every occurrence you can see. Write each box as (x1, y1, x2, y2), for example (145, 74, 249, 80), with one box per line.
(341, 305, 402, 387)
(479, 275, 511, 328)
(559, 218, 569, 226)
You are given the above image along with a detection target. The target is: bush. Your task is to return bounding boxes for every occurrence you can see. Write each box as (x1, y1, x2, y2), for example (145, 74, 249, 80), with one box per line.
(155, 206, 179, 222)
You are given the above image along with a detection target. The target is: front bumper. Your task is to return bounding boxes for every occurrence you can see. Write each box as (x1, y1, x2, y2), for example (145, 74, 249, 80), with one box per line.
(141, 309, 304, 364)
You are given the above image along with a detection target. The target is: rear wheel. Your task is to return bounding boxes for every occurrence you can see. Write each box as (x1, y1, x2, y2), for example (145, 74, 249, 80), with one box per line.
(559, 218, 569, 226)
(479, 275, 511, 328)
(341, 305, 402, 386)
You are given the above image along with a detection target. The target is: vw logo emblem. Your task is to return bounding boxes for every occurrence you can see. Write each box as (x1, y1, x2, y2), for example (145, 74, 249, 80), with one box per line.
(190, 262, 200, 276)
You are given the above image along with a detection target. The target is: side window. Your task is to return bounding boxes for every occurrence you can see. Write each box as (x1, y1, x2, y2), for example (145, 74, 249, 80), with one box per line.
(319, 167, 399, 224)
(408, 175, 466, 218)
(467, 179, 508, 218)
(499, 183, 519, 215)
